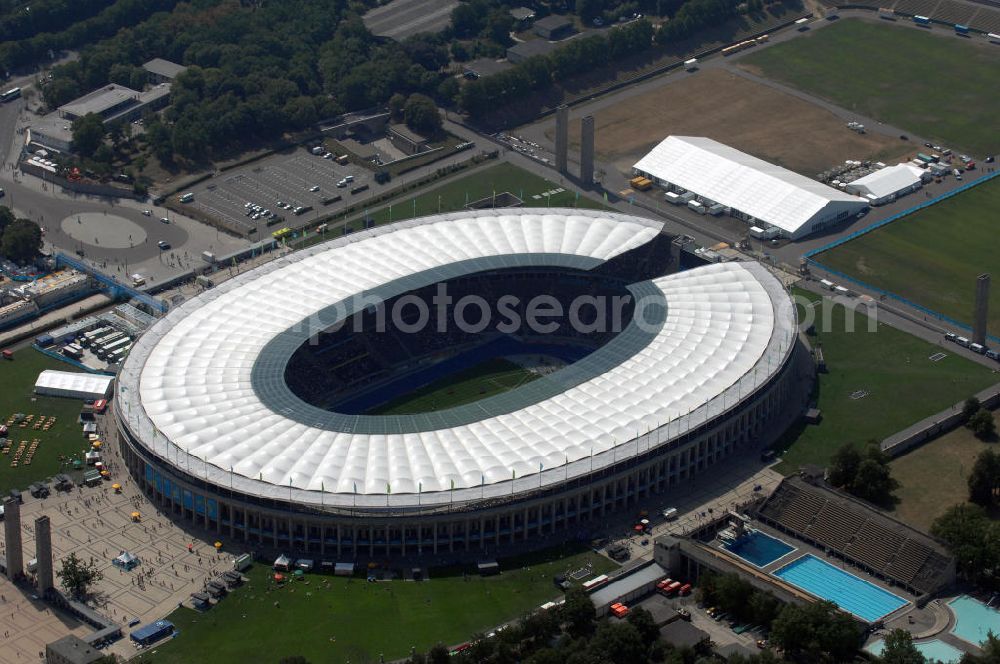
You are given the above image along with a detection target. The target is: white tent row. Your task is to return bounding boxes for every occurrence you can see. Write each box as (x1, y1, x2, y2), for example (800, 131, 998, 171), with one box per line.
(34, 369, 113, 401)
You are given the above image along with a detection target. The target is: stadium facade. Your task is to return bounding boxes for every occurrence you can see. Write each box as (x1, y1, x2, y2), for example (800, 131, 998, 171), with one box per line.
(116, 209, 802, 557)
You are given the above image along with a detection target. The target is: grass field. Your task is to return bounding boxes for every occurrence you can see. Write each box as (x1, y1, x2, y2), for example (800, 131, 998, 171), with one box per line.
(370, 358, 539, 415)
(297, 161, 605, 248)
(818, 176, 1000, 334)
(137, 546, 615, 664)
(740, 19, 1000, 154)
(551, 68, 909, 177)
(773, 289, 997, 473)
(889, 411, 1000, 531)
(0, 349, 96, 494)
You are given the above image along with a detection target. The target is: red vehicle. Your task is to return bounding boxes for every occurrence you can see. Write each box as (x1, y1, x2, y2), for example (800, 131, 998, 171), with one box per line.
(679, 583, 692, 596)
(1, 349, 12, 360)
(665, 581, 682, 596)
(92, 399, 108, 413)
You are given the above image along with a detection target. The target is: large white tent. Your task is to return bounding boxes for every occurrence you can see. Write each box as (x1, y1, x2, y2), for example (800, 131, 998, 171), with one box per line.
(846, 163, 925, 205)
(34, 369, 113, 400)
(633, 136, 868, 239)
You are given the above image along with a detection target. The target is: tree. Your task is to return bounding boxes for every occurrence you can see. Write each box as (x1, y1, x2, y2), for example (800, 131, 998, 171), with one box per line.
(969, 409, 997, 440)
(388, 92, 407, 121)
(879, 629, 925, 664)
(56, 553, 103, 599)
(968, 449, 1000, 506)
(562, 585, 596, 637)
(403, 93, 442, 135)
(0, 218, 42, 264)
(577, 0, 604, 22)
(827, 443, 862, 488)
(71, 113, 106, 158)
(963, 397, 982, 423)
(427, 644, 449, 664)
(626, 606, 660, 646)
(770, 600, 859, 662)
(589, 621, 645, 664)
(851, 455, 899, 506)
(931, 504, 1000, 587)
(0, 206, 14, 235)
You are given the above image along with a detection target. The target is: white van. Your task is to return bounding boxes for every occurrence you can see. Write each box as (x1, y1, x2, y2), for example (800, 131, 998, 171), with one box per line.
(179, 192, 194, 203)
(969, 343, 986, 354)
(956, 336, 971, 348)
(662, 507, 678, 521)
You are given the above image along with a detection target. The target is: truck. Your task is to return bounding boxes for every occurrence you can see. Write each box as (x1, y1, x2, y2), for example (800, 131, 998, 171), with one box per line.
(955, 24, 969, 35)
(98, 338, 130, 359)
(913, 15, 930, 25)
(684, 58, 698, 71)
(794, 17, 810, 31)
(916, 153, 934, 164)
(750, 225, 780, 240)
(81, 326, 113, 347)
(179, 192, 194, 203)
(687, 200, 706, 214)
(664, 191, 682, 205)
(629, 176, 653, 191)
(310, 146, 325, 155)
(201, 251, 216, 263)
(95, 331, 125, 350)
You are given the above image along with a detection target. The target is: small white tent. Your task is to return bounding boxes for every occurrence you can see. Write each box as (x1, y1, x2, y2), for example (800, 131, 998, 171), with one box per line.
(34, 370, 113, 400)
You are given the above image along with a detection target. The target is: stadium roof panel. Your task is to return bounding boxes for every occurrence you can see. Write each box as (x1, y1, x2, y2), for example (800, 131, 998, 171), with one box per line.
(118, 209, 795, 507)
(633, 136, 865, 237)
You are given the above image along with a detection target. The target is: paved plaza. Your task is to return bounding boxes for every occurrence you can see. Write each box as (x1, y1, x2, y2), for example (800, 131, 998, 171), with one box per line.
(0, 411, 236, 661)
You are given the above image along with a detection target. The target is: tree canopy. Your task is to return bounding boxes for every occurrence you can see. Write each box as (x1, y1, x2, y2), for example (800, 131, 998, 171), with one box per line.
(56, 552, 104, 599)
(71, 113, 106, 158)
(827, 442, 898, 507)
(931, 503, 1000, 589)
(0, 218, 42, 263)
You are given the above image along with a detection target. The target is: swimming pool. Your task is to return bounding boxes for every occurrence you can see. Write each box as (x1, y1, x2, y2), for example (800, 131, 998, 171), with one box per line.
(949, 595, 1000, 646)
(723, 530, 795, 567)
(866, 638, 963, 663)
(773, 555, 908, 622)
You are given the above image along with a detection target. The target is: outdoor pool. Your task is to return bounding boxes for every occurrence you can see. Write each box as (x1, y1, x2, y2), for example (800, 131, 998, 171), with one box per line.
(723, 530, 795, 567)
(773, 555, 908, 622)
(949, 595, 1000, 646)
(866, 638, 962, 663)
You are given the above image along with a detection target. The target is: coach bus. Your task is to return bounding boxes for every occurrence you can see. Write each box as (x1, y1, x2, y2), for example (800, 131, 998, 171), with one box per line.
(0, 87, 21, 102)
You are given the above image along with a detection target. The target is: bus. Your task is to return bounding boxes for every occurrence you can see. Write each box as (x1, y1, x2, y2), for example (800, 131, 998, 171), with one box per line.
(272, 227, 293, 240)
(0, 87, 21, 103)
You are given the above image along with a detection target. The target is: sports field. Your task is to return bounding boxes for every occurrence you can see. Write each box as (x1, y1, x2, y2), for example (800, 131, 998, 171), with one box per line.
(818, 176, 1000, 334)
(741, 19, 1000, 154)
(136, 546, 615, 664)
(890, 410, 999, 531)
(773, 289, 996, 473)
(0, 348, 95, 493)
(370, 358, 539, 415)
(551, 68, 909, 177)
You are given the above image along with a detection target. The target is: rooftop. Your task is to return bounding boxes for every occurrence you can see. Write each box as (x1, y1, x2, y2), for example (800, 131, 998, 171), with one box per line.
(510, 6, 536, 21)
(847, 163, 924, 198)
(507, 39, 560, 60)
(659, 620, 709, 648)
(535, 15, 573, 30)
(58, 84, 138, 118)
(45, 635, 104, 664)
(464, 58, 513, 77)
(633, 136, 866, 236)
(142, 57, 187, 80)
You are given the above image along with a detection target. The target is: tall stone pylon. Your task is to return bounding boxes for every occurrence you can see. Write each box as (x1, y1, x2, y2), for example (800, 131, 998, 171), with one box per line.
(35, 515, 53, 594)
(973, 273, 991, 346)
(3, 497, 23, 581)
(555, 105, 569, 175)
(580, 115, 595, 186)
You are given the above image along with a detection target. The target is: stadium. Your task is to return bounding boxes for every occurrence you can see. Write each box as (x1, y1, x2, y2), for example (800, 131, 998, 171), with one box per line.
(115, 209, 802, 557)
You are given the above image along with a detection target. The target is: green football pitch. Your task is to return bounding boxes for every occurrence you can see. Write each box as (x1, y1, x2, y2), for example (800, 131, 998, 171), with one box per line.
(742, 18, 1000, 153)
(817, 176, 1000, 335)
(369, 358, 539, 415)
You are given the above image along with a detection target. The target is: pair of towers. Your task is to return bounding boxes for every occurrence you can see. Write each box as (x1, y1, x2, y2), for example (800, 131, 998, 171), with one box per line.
(3, 498, 54, 594)
(554, 105, 595, 186)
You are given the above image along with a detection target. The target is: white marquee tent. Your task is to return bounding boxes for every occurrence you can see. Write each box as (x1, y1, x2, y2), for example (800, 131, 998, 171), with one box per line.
(34, 369, 113, 401)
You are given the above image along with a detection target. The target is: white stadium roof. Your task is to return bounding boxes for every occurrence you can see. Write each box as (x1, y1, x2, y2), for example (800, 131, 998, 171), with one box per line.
(633, 136, 866, 238)
(118, 209, 795, 509)
(35, 369, 113, 401)
(846, 163, 924, 200)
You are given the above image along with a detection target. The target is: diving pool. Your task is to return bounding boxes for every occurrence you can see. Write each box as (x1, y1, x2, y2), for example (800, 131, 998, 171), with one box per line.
(773, 555, 908, 622)
(866, 638, 962, 663)
(949, 595, 1000, 646)
(723, 530, 795, 567)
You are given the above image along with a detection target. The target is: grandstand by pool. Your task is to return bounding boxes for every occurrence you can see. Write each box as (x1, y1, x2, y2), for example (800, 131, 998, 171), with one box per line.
(949, 595, 1000, 646)
(773, 555, 908, 622)
(866, 638, 962, 663)
(723, 530, 795, 568)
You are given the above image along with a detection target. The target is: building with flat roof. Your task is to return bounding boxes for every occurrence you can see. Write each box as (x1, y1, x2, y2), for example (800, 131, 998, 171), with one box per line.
(633, 136, 868, 240)
(45, 635, 105, 664)
(463, 58, 512, 79)
(58, 84, 139, 121)
(27, 114, 74, 152)
(846, 163, 926, 206)
(387, 123, 429, 155)
(142, 58, 187, 84)
(534, 15, 573, 39)
(506, 39, 559, 64)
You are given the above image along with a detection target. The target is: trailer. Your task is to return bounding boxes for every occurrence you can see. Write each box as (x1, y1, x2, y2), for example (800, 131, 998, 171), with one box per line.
(989, 33, 1000, 43)
(684, 58, 698, 71)
(98, 338, 130, 359)
(955, 24, 969, 35)
(750, 225, 779, 240)
(81, 326, 112, 347)
(664, 191, 682, 205)
(795, 17, 811, 31)
(916, 153, 934, 164)
(94, 331, 125, 349)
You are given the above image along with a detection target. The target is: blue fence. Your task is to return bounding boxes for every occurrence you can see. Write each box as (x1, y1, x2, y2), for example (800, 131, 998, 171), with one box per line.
(806, 169, 1000, 344)
(54, 252, 168, 314)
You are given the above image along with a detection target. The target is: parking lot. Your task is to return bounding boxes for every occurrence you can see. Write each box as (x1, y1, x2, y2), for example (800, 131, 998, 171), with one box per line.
(186, 148, 374, 234)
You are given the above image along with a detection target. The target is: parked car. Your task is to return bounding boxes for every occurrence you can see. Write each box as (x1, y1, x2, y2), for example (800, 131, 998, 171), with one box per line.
(142, 209, 152, 216)
(157, 240, 170, 250)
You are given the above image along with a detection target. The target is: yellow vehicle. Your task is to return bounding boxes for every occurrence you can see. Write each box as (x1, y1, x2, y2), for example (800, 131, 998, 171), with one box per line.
(271, 227, 293, 240)
(629, 176, 653, 191)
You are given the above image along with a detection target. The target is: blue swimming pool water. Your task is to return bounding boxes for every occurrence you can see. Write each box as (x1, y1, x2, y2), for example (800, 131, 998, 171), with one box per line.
(866, 638, 963, 663)
(773, 555, 908, 622)
(949, 595, 1000, 646)
(723, 530, 795, 567)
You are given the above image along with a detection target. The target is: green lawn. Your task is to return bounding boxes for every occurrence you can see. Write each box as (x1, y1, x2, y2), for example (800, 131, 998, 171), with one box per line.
(299, 161, 605, 247)
(889, 411, 999, 532)
(370, 358, 539, 415)
(137, 546, 615, 664)
(773, 289, 997, 473)
(741, 19, 1000, 153)
(0, 349, 96, 493)
(818, 177, 1000, 334)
